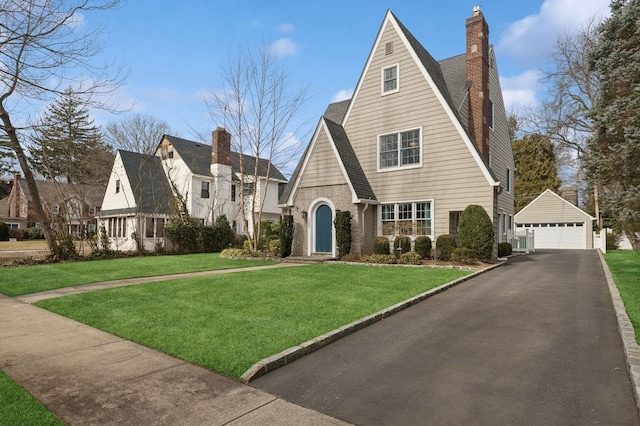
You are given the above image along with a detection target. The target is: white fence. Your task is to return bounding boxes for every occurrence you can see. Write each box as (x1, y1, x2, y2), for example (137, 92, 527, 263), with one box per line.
(507, 229, 535, 253)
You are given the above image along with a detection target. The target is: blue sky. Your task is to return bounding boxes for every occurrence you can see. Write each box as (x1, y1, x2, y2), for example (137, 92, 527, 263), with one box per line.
(83, 0, 610, 161)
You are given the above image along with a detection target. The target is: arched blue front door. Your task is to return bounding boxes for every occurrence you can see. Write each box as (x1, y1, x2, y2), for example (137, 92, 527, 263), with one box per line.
(315, 205, 332, 253)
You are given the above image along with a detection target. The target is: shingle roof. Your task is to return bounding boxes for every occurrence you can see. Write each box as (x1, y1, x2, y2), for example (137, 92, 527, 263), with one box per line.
(324, 119, 376, 201)
(391, 11, 459, 118)
(17, 178, 104, 208)
(323, 100, 350, 125)
(116, 150, 174, 215)
(438, 53, 469, 115)
(163, 135, 287, 181)
(278, 116, 377, 206)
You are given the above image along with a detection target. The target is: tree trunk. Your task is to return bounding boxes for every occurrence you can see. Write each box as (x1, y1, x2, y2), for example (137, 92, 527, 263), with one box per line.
(0, 108, 60, 257)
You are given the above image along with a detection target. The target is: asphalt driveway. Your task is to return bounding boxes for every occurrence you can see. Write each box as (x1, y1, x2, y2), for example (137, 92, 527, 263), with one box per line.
(252, 250, 639, 425)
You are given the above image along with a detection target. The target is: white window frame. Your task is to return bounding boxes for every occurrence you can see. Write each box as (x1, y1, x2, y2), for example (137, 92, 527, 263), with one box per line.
(381, 63, 400, 95)
(378, 200, 434, 239)
(377, 127, 422, 172)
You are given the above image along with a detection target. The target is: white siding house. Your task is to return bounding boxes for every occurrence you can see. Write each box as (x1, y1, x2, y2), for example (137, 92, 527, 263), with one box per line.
(97, 128, 287, 251)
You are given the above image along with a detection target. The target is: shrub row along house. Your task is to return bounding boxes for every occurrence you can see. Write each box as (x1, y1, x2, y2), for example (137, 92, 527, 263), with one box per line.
(96, 128, 287, 251)
(278, 7, 514, 257)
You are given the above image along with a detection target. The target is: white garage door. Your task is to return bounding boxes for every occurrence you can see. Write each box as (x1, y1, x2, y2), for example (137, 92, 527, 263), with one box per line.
(516, 222, 586, 249)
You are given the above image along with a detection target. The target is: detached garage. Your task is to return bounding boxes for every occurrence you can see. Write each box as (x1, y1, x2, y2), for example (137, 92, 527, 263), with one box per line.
(515, 189, 595, 249)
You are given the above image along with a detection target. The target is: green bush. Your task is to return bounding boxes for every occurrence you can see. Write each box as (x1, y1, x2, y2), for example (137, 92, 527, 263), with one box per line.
(436, 234, 457, 261)
(393, 235, 411, 258)
(279, 215, 294, 257)
(268, 239, 281, 256)
(334, 210, 352, 258)
(400, 251, 423, 265)
(220, 248, 246, 258)
(498, 242, 512, 257)
(340, 253, 360, 262)
(164, 218, 202, 254)
(214, 215, 236, 251)
(361, 254, 397, 264)
(414, 236, 432, 259)
(0, 222, 9, 241)
(373, 236, 391, 255)
(458, 204, 495, 259)
(451, 247, 479, 265)
(27, 227, 45, 239)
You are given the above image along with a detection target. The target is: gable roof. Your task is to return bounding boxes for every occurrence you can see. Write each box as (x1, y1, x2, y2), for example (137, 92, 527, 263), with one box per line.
(163, 135, 287, 181)
(16, 178, 104, 208)
(119, 150, 174, 215)
(340, 10, 498, 187)
(438, 53, 470, 115)
(279, 114, 378, 206)
(515, 189, 595, 221)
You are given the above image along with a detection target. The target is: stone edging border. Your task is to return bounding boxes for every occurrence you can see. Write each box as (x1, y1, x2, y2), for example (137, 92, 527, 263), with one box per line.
(239, 260, 505, 383)
(598, 250, 640, 416)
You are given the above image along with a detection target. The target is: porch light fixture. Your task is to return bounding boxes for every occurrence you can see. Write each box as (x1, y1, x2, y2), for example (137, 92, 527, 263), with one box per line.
(301, 211, 308, 220)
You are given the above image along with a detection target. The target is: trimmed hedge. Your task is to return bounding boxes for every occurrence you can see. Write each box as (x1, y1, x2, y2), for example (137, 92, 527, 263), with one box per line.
(458, 204, 494, 259)
(436, 234, 457, 261)
(451, 247, 479, 265)
(498, 242, 512, 257)
(414, 236, 432, 259)
(393, 235, 411, 258)
(373, 236, 391, 255)
(334, 210, 352, 258)
(400, 251, 423, 265)
(279, 215, 294, 257)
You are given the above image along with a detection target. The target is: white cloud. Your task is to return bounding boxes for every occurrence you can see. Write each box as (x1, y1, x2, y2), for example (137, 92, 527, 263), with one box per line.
(500, 69, 543, 111)
(270, 38, 298, 58)
(497, 0, 610, 66)
(331, 88, 353, 103)
(278, 23, 295, 33)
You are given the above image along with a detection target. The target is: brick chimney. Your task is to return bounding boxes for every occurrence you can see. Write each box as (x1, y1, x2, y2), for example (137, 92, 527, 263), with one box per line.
(466, 5, 490, 162)
(212, 127, 231, 166)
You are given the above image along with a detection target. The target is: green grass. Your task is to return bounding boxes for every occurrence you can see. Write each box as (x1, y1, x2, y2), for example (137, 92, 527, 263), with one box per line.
(0, 370, 63, 426)
(605, 250, 640, 342)
(36, 264, 469, 378)
(0, 253, 275, 296)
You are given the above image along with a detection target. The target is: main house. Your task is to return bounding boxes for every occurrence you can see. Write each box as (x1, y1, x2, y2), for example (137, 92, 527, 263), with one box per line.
(97, 128, 287, 251)
(279, 7, 514, 257)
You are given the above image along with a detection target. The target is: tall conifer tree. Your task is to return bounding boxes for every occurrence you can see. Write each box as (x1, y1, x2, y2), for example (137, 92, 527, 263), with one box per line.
(513, 134, 562, 212)
(30, 88, 113, 185)
(587, 0, 640, 249)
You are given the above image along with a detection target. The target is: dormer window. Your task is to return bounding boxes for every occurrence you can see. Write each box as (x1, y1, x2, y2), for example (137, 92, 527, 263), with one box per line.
(381, 64, 399, 95)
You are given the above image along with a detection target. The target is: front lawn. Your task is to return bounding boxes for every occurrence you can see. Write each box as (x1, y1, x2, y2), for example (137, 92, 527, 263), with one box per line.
(0, 370, 63, 426)
(36, 264, 469, 378)
(0, 253, 275, 296)
(606, 250, 640, 342)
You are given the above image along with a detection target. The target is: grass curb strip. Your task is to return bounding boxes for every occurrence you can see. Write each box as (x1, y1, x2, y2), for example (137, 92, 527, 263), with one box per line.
(598, 250, 640, 418)
(239, 260, 505, 383)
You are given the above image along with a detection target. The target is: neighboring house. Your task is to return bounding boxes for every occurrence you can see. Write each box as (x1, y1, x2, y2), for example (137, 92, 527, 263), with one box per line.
(7, 174, 103, 236)
(515, 189, 595, 250)
(97, 128, 287, 251)
(279, 7, 515, 257)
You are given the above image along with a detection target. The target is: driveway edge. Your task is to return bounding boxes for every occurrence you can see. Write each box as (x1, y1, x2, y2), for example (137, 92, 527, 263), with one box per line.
(240, 260, 505, 383)
(598, 250, 640, 416)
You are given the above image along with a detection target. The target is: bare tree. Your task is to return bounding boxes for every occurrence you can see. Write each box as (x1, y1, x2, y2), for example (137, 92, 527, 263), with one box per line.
(104, 113, 172, 155)
(521, 16, 602, 224)
(207, 44, 308, 250)
(0, 0, 125, 258)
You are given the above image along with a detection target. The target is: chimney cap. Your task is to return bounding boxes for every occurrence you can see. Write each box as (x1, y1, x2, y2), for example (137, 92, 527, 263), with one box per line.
(473, 5, 482, 16)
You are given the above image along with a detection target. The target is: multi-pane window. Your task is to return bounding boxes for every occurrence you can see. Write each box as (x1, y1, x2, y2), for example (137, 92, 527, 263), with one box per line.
(201, 181, 210, 199)
(243, 182, 253, 196)
(382, 64, 398, 94)
(231, 184, 236, 202)
(379, 129, 421, 169)
(381, 201, 432, 236)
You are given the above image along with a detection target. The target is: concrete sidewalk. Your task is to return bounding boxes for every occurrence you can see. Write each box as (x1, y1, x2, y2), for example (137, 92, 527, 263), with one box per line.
(0, 263, 350, 425)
